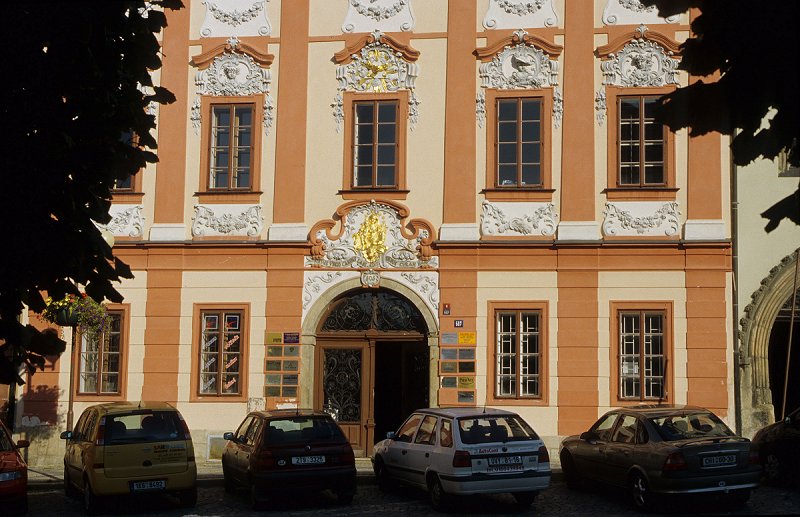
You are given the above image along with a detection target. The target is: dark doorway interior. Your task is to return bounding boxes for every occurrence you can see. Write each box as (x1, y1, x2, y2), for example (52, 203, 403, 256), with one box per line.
(373, 340, 429, 443)
(768, 289, 800, 420)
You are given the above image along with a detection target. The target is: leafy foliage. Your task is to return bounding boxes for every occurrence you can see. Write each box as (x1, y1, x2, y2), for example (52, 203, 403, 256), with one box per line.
(0, 1, 182, 384)
(642, 0, 799, 229)
(41, 293, 111, 339)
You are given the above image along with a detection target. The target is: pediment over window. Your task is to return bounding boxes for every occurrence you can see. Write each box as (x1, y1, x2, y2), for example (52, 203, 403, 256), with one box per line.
(191, 36, 274, 70)
(333, 30, 420, 65)
(306, 200, 436, 269)
(596, 25, 681, 87)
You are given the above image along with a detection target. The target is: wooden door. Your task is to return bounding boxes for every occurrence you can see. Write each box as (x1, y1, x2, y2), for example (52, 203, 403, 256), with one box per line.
(317, 343, 370, 454)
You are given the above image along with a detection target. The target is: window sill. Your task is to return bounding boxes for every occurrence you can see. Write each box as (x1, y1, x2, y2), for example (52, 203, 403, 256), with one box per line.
(194, 191, 263, 204)
(604, 187, 678, 201)
(485, 396, 548, 406)
(339, 189, 409, 201)
(482, 189, 555, 202)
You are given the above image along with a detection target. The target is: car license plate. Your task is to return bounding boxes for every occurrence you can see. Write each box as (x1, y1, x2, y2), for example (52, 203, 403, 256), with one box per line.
(488, 456, 522, 465)
(488, 464, 524, 473)
(292, 455, 325, 465)
(131, 480, 165, 492)
(702, 454, 736, 467)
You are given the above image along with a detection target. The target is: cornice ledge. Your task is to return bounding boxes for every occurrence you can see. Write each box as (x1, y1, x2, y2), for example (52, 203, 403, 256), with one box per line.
(333, 32, 420, 64)
(475, 31, 563, 61)
(596, 26, 681, 58)
(192, 38, 274, 69)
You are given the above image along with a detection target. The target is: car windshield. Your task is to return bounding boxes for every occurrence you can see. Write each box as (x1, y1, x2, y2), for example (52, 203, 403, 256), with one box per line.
(651, 411, 735, 441)
(264, 416, 345, 444)
(457, 415, 539, 444)
(105, 411, 185, 444)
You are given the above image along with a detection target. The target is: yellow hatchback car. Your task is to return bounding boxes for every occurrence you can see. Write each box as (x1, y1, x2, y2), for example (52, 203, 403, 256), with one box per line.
(61, 402, 197, 514)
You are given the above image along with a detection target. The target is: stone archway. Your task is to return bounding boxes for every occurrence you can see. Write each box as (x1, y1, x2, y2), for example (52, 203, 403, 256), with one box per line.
(739, 249, 800, 437)
(298, 277, 439, 452)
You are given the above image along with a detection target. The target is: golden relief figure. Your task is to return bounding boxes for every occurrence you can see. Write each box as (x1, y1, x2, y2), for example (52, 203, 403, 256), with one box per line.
(357, 48, 399, 93)
(353, 212, 388, 263)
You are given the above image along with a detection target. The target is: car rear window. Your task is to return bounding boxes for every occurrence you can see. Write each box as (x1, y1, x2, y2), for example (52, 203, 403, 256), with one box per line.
(105, 411, 185, 444)
(457, 415, 539, 444)
(264, 416, 346, 444)
(651, 411, 736, 441)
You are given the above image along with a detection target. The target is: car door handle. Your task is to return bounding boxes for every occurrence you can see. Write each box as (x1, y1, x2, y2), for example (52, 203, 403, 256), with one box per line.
(425, 453, 430, 458)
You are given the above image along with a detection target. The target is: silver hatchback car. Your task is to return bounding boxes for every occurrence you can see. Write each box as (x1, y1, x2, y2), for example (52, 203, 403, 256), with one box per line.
(372, 407, 551, 510)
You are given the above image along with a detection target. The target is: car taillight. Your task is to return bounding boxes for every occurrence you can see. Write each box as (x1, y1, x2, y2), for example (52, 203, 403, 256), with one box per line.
(96, 417, 106, 446)
(538, 445, 550, 463)
(177, 412, 192, 440)
(662, 451, 688, 472)
(253, 450, 275, 469)
(452, 450, 471, 468)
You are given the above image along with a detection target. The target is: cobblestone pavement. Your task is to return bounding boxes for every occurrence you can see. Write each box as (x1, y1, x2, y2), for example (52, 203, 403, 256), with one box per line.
(26, 480, 800, 516)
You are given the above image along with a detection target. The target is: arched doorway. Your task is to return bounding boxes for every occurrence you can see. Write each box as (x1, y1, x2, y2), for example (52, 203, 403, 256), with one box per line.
(310, 287, 433, 455)
(740, 250, 800, 437)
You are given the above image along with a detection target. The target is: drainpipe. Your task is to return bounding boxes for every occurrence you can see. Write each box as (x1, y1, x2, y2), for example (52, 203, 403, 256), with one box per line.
(731, 146, 742, 435)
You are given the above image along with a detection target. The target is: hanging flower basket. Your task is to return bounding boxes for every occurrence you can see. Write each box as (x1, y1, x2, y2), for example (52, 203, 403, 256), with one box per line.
(41, 293, 110, 338)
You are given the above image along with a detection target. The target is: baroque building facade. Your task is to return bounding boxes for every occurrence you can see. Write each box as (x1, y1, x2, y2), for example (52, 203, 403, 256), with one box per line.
(15, 0, 790, 465)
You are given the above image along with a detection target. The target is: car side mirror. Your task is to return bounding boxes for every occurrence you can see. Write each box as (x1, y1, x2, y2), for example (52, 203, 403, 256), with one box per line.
(60, 431, 73, 440)
(16, 439, 30, 449)
(223, 432, 235, 441)
(386, 431, 396, 440)
(580, 431, 598, 443)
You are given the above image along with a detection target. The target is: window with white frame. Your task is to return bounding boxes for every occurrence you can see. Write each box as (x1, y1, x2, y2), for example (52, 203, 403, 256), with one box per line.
(78, 311, 123, 395)
(618, 310, 665, 400)
(495, 310, 541, 399)
(199, 310, 243, 396)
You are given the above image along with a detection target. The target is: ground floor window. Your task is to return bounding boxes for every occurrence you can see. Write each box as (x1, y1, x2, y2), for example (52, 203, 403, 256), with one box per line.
(618, 310, 666, 400)
(495, 310, 542, 399)
(78, 311, 124, 395)
(199, 310, 244, 396)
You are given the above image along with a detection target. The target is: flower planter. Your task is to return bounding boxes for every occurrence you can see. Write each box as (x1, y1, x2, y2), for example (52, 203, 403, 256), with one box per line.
(54, 308, 79, 327)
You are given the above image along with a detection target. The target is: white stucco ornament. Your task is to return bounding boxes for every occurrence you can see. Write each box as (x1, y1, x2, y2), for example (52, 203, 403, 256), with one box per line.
(192, 204, 263, 237)
(333, 31, 420, 131)
(601, 26, 680, 87)
(602, 0, 680, 26)
(602, 201, 680, 236)
(483, 0, 559, 29)
(96, 205, 145, 238)
(191, 37, 274, 135)
(200, 0, 272, 37)
(479, 35, 559, 90)
(481, 201, 558, 237)
(342, 0, 415, 33)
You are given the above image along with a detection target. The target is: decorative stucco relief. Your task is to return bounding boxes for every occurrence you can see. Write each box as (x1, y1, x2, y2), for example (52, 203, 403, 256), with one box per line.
(191, 36, 274, 135)
(600, 26, 680, 87)
(302, 270, 357, 312)
(306, 200, 437, 269)
(483, 0, 559, 29)
(96, 205, 144, 238)
(476, 29, 563, 129)
(602, 201, 680, 236)
(384, 270, 440, 315)
(192, 204, 263, 237)
(481, 201, 558, 237)
(595, 88, 607, 126)
(333, 31, 420, 131)
(342, 0, 415, 33)
(602, 0, 680, 26)
(200, 0, 272, 38)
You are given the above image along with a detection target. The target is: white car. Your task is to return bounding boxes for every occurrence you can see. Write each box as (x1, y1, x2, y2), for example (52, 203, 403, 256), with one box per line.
(371, 407, 551, 510)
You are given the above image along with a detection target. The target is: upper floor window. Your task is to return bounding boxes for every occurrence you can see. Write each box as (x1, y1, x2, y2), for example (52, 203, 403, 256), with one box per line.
(210, 104, 253, 191)
(495, 310, 542, 399)
(353, 100, 399, 189)
(618, 310, 666, 400)
(112, 131, 137, 193)
(618, 96, 665, 187)
(199, 309, 244, 396)
(78, 311, 124, 395)
(496, 98, 543, 188)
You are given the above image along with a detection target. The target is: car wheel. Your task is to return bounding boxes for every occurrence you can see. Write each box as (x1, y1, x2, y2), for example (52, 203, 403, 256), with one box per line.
(762, 449, 785, 485)
(223, 466, 236, 493)
(63, 465, 78, 499)
(249, 480, 264, 511)
(728, 488, 751, 508)
(629, 471, 653, 512)
(178, 487, 198, 508)
(83, 479, 102, 516)
(559, 450, 580, 490)
(427, 474, 451, 512)
(373, 456, 392, 492)
(336, 490, 355, 505)
(512, 491, 538, 507)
